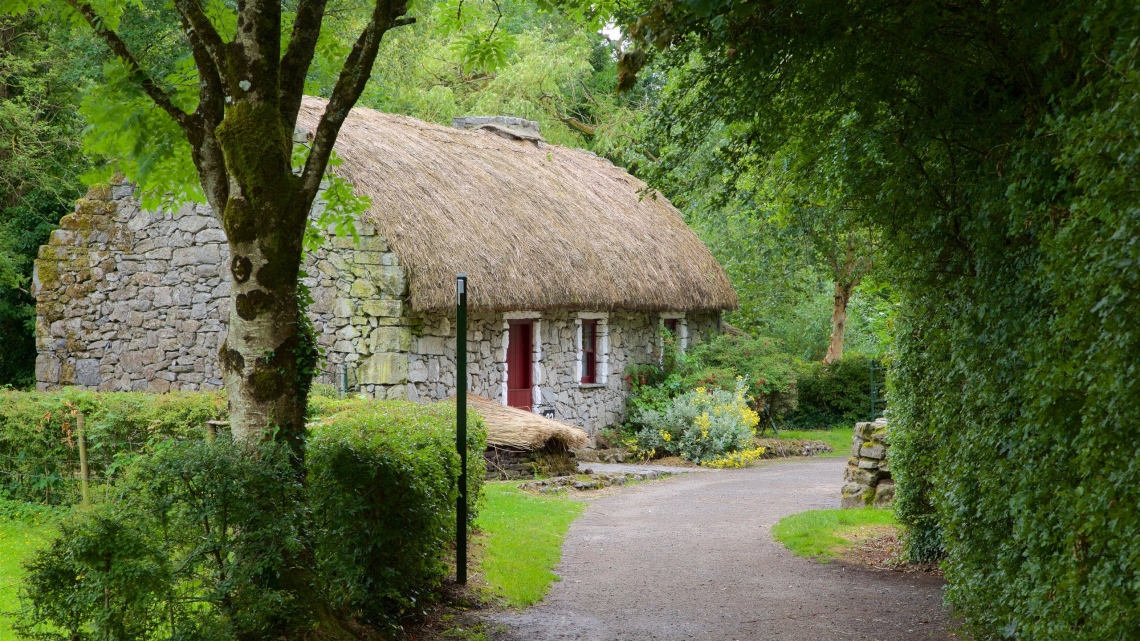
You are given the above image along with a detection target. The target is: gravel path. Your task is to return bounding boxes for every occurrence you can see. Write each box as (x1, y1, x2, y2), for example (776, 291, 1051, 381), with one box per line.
(494, 457, 952, 641)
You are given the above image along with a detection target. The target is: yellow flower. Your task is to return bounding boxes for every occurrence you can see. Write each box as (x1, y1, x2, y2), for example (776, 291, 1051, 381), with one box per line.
(660, 430, 672, 442)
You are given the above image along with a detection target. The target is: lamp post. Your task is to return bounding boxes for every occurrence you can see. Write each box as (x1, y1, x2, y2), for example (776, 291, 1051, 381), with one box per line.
(456, 274, 468, 584)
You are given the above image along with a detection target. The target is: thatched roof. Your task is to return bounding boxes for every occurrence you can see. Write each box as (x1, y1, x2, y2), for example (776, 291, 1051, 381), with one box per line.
(464, 395, 588, 451)
(296, 97, 738, 313)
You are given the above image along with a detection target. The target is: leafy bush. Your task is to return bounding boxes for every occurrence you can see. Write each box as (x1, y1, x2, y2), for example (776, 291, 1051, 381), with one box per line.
(308, 400, 486, 621)
(0, 389, 226, 504)
(632, 379, 759, 463)
(684, 334, 799, 415)
(17, 399, 488, 638)
(623, 334, 798, 438)
(17, 437, 306, 641)
(701, 445, 766, 469)
(787, 355, 884, 429)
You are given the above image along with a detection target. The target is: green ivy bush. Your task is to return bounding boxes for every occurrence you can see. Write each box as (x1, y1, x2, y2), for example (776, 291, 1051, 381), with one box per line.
(17, 399, 487, 638)
(787, 355, 885, 429)
(0, 389, 227, 504)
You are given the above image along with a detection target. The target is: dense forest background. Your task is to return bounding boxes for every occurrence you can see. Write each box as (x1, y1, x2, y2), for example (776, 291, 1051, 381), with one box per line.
(0, 0, 889, 388)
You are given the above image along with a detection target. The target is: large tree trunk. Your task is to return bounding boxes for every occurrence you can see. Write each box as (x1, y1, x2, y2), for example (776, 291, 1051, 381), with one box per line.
(824, 280, 856, 364)
(215, 102, 315, 450)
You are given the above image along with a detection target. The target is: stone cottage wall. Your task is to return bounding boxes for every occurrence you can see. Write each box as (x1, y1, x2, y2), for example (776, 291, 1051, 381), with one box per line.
(33, 181, 723, 434)
(404, 310, 720, 431)
(32, 181, 406, 393)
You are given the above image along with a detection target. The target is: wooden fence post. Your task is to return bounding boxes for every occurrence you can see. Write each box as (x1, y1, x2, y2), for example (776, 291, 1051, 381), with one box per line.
(77, 412, 90, 508)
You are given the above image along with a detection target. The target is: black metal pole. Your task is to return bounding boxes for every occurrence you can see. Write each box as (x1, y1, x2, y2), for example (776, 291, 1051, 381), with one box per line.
(456, 274, 468, 584)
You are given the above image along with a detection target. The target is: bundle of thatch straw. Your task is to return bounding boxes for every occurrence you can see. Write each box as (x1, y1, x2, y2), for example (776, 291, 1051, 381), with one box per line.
(463, 394, 588, 451)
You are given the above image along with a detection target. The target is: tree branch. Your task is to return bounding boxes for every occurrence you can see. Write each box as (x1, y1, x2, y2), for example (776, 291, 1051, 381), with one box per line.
(178, 11, 230, 215)
(64, 0, 190, 130)
(299, 0, 413, 202)
(172, 0, 229, 81)
(279, 0, 331, 132)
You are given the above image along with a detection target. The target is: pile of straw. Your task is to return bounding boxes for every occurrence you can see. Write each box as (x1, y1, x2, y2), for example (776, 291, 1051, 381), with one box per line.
(296, 97, 738, 313)
(464, 394, 588, 451)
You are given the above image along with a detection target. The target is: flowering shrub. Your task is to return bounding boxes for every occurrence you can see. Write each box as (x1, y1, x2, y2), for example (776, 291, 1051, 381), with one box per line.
(702, 446, 767, 469)
(633, 378, 760, 463)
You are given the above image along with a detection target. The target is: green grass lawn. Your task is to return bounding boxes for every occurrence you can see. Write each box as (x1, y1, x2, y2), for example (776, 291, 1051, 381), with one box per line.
(0, 505, 59, 640)
(769, 426, 854, 457)
(475, 482, 585, 607)
(772, 507, 895, 562)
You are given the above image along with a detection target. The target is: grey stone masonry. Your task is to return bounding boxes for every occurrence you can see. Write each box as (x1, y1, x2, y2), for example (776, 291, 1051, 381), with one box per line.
(840, 418, 894, 508)
(33, 180, 722, 435)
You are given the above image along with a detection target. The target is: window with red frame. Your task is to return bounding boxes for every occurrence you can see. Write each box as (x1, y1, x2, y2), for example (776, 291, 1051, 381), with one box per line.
(581, 320, 598, 384)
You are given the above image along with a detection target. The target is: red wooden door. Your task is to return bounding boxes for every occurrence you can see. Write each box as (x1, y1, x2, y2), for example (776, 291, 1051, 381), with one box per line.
(506, 322, 532, 409)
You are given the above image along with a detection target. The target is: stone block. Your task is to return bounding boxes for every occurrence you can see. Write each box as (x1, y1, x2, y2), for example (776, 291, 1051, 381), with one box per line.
(847, 466, 881, 486)
(35, 355, 61, 383)
(349, 278, 376, 298)
(377, 266, 405, 296)
(362, 299, 401, 317)
(857, 457, 879, 470)
(354, 251, 384, 265)
(859, 443, 886, 460)
(177, 216, 211, 233)
(357, 236, 389, 252)
(873, 480, 896, 507)
(370, 326, 412, 352)
(172, 245, 220, 267)
(419, 335, 446, 356)
(333, 298, 353, 318)
(195, 228, 227, 244)
(840, 483, 869, 508)
(359, 352, 407, 385)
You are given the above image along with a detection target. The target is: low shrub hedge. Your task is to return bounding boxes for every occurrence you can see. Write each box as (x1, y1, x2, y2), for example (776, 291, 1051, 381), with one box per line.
(17, 397, 487, 638)
(309, 399, 486, 622)
(0, 389, 226, 504)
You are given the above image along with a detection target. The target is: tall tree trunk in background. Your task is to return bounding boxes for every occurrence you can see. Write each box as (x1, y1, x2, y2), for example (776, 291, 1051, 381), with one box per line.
(821, 233, 871, 364)
(824, 280, 856, 364)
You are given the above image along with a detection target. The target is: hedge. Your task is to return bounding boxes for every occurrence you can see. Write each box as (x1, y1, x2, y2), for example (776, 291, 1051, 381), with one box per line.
(0, 389, 227, 503)
(308, 400, 486, 621)
(787, 355, 885, 429)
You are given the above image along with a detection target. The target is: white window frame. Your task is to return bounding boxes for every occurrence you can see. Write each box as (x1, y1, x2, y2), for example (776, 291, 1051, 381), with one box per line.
(659, 312, 688, 356)
(500, 312, 543, 408)
(575, 312, 609, 387)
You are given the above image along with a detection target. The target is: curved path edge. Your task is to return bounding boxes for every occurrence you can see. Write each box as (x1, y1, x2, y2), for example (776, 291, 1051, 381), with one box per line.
(494, 457, 951, 641)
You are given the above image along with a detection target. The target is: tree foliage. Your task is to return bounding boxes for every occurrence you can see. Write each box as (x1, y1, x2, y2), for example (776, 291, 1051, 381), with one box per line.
(0, 15, 94, 388)
(613, 0, 1140, 636)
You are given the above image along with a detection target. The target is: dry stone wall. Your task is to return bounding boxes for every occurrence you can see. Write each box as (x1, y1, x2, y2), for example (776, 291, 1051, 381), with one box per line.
(33, 180, 722, 435)
(841, 417, 894, 508)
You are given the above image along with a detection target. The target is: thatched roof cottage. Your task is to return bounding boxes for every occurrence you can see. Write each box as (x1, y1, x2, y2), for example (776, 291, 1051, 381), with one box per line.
(32, 98, 737, 433)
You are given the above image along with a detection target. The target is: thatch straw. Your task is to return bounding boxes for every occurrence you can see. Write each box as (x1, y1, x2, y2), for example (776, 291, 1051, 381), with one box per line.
(296, 97, 738, 313)
(463, 394, 589, 451)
